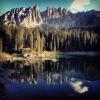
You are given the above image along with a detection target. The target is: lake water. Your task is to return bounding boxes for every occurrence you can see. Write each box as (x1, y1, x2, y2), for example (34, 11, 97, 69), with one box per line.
(0, 55, 100, 99)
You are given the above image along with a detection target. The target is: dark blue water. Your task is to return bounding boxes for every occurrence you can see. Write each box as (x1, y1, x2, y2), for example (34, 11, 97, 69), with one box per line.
(0, 55, 100, 99)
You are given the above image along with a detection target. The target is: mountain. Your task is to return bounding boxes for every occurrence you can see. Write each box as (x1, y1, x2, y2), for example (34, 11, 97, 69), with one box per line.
(41, 9, 100, 28)
(0, 5, 100, 28)
(0, 5, 43, 28)
(41, 7, 68, 19)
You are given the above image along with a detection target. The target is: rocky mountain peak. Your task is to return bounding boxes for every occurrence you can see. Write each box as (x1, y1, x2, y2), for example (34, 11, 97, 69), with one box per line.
(0, 5, 100, 28)
(0, 5, 43, 28)
(42, 7, 68, 19)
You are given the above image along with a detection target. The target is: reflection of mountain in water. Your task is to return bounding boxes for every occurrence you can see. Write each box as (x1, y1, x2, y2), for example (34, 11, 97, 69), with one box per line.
(0, 56, 100, 85)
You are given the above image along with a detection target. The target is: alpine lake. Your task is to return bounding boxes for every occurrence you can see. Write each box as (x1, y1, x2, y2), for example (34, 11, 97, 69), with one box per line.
(0, 52, 100, 99)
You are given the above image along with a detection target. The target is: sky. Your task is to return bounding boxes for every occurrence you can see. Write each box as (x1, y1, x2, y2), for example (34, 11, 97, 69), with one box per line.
(0, 0, 100, 14)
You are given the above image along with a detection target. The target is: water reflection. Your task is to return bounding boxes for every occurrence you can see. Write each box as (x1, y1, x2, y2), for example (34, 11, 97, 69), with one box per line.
(69, 79, 88, 93)
(0, 56, 100, 95)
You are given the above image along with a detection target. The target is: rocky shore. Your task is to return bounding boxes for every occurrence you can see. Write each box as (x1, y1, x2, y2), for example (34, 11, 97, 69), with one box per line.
(0, 51, 58, 62)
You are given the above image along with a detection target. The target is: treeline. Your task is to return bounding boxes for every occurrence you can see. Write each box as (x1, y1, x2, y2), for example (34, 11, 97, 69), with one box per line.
(0, 25, 100, 52)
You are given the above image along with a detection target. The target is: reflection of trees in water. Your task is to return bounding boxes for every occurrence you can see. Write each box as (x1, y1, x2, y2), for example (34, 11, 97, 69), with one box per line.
(0, 73, 7, 99)
(0, 57, 100, 85)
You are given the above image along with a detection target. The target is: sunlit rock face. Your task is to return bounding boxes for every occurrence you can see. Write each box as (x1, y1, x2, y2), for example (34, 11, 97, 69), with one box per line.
(0, 5, 100, 28)
(0, 5, 43, 28)
(41, 7, 68, 19)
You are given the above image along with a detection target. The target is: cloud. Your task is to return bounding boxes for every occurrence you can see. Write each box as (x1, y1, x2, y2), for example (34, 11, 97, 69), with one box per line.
(70, 0, 91, 12)
(70, 81, 88, 93)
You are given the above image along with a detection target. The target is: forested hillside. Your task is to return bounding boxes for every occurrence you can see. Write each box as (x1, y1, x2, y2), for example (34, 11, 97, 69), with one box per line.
(0, 25, 100, 52)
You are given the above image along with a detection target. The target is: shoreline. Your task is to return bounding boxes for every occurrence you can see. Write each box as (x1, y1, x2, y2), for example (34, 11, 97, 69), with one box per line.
(0, 51, 100, 62)
(0, 51, 58, 62)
